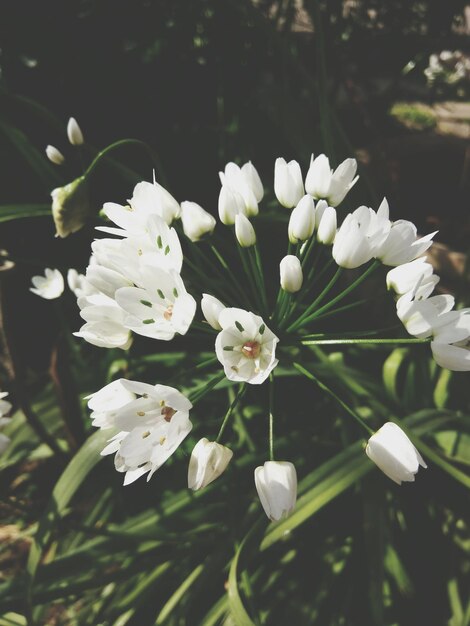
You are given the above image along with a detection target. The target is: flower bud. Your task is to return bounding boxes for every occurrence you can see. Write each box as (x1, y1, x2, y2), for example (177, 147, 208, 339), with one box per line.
(316, 205, 337, 244)
(67, 117, 84, 145)
(366, 422, 427, 485)
(188, 438, 233, 490)
(288, 195, 315, 243)
(254, 461, 297, 521)
(218, 185, 245, 225)
(274, 158, 304, 209)
(280, 255, 303, 293)
(332, 213, 373, 268)
(51, 176, 90, 238)
(45, 145, 64, 165)
(235, 214, 256, 247)
(201, 294, 225, 330)
(241, 161, 264, 203)
(180, 201, 216, 242)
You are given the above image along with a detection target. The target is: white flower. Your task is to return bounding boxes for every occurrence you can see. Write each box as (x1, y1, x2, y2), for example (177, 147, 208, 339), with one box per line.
(0, 391, 12, 454)
(332, 202, 390, 269)
(396, 293, 455, 338)
(376, 220, 437, 267)
(74, 294, 132, 350)
(280, 255, 303, 293)
(316, 204, 337, 244)
(187, 438, 233, 490)
(90, 380, 192, 485)
(219, 162, 259, 217)
(67, 269, 95, 299)
(218, 184, 246, 225)
(30, 268, 64, 300)
(254, 461, 297, 521)
(430, 309, 470, 371)
(201, 294, 225, 330)
(386, 257, 439, 298)
(115, 266, 196, 341)
(366, 422, 427, 485)
(215, 308, 279, 384)
(241, 162, 264, 203)
(235, 214, 256, 247)
(46, 145, 64, 165)
(288, 195, 315, 243)
(180, 201, 216, 242)
(67, 117, 84, 145)
(305, 154, 358, 206)
(274, 158, 304, 209)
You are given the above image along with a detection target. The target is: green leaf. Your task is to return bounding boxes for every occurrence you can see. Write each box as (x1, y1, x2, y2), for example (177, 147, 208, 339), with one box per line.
(25, 429, 111, 618)
(0, 204, 51, 223)
(382, 348, 409, 402)
(155, 563, 205, 625)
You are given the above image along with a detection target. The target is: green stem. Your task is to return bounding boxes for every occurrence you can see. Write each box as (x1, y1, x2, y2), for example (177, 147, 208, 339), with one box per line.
(269, 373, 275, 461)
(252, 244, 269, 315)
(290, 260, 381, 331)
(189, 372, 225, 404)
(83, 139, 160, 180)
(209, 243, 252, 308)
(293, 362, 374, 435)
(215, 384, 246, 442)
(300, 337, 432, 346)
(287, 266, 343, 331)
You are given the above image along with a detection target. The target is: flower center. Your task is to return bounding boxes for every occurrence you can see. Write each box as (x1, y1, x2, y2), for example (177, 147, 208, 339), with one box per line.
(161, 406, 176, 422)
(164, 305, 174, 321)
(241, 341, 261, 359)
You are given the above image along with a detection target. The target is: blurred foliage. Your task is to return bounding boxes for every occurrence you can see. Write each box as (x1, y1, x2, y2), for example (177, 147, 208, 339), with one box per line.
(0, 1, 469, 625)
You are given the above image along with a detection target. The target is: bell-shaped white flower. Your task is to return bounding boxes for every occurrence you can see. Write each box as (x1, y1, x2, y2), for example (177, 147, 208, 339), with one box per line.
(220, 162, 259, 217)
(188, 437, 233, 490)
(274, 158, 304, 209)
(316, 204, 337, 244)
(91, 380, 192, 485)
(30, 268, 64, 300)
(366, 422, 427, 485)
(376, 220, 437, 267)
(430, 309, 470, 371)
(235, 214, 256, 247)
(0, 391, 12, 454)
(86, 379, 136, 429)
(115, 266, 196, 341)
(218, 184, 246, 225)
(67, 117, 84, 145)
(254, 461, 297, 521)
(332, 213, 374, 269)
(46, 145, 64, 165)
(74, 294, 132, 350)
(180, 201, 216, 242)
(386, 257, 439, 298)
(280, 255, 303, 293)
(396, 293, 455, 338)
(215, 308, 279, 384)
(242, 161, 264, 203)
(288, 195, 315, 243)
(305, 154, 358, 206)
(201, 294, 225, 330)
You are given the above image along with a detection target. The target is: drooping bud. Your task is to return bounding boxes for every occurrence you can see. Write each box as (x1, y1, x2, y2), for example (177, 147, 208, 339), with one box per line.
(188, 438, 233, 490)
(51, 176, 90, 238)
(254, 461, 297, 521)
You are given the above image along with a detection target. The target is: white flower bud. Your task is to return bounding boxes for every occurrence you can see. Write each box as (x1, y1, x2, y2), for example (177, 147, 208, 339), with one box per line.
(188, 438, 233, 490)
(288, 195, 315, 243)
(67, 117, 84, 145)
(241, 161, 264, 203)
(366, 422, 427, 485)
(201, 294, 225, 330)
(218, 185, 245, 225)
(305, 154, 358, 206)
(180, 201, 216, 242)
(235, 214, 256, 247)
(280, 255, 303, 293)
(332, 213, 374, 269)
(45, 145, 64, 165)
(316, 205, 337, 244)
(254, 461, 297, 521)
(274, 158, 304, 209)
(30, 268, 64, 300)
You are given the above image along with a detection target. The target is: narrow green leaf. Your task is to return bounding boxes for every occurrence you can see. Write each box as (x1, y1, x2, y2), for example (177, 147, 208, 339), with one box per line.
(0, 204, 51, 223)
(382, 348, 409, 402)
(155, 563, 204, 624)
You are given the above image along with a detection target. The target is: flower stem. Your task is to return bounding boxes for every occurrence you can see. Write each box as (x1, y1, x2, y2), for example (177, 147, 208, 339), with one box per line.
(293, 362, 374, 435)
(215, 384, 246, 442)
(189, 372, 226, 404)
(83, 139, 160, 180)
(269, 373, 275, 460)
